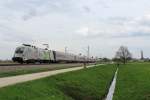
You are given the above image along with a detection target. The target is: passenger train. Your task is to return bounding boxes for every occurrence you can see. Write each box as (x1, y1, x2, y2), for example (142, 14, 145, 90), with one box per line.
(12, 44, 95, 64)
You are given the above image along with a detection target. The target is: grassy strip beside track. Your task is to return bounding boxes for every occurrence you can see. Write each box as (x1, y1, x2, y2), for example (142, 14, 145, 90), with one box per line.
(0, 64, 116, 100)
(0, 65, 82, 78)
(113, 62, 150, 100)
(0, 68, 54, 78)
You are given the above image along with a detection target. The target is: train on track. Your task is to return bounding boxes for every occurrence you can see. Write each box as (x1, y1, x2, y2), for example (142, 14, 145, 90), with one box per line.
(12, 44, 96, 64)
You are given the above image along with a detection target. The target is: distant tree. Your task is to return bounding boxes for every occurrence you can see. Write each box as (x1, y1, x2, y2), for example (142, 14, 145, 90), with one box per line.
(102, 58, 110, 62)
(112, 58, 121, 63)
(115, 46, 132, 64)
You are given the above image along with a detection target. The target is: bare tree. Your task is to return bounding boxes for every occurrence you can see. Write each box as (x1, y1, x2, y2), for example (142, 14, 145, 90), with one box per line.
(115, 46, 132, 64)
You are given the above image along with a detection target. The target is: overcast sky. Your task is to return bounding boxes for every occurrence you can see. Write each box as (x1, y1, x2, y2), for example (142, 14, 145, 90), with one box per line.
(0, 0, 150, 60)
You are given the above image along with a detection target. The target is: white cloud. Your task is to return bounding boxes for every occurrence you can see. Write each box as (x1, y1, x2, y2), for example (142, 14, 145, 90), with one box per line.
(76, 27, 89, 36)
(76, 13, 150, 38)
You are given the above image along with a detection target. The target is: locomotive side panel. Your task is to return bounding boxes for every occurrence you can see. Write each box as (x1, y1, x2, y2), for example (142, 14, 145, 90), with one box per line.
(49, 50, 55, 61)
(42, 50, 50, 60)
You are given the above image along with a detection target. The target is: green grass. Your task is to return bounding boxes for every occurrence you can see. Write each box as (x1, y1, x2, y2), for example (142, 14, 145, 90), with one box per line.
(0, 64, 116, 100)
(0, 65, 80, 78)
(0, 68, 52, 78)
(113, 62, 150, 100)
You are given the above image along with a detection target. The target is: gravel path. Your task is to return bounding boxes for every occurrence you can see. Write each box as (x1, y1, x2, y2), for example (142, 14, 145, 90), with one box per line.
(0, 64, 97, 88)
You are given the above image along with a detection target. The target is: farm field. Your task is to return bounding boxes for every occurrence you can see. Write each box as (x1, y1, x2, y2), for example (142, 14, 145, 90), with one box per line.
(113, 62, 150, 100)
(0, 64, 116, 100)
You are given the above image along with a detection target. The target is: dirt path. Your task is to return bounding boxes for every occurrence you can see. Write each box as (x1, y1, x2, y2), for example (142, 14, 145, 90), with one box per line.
(0, 64, 99, 88)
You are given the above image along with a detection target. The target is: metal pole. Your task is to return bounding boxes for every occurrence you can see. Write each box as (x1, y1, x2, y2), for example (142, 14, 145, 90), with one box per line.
(65, 47, 67, 54)
(87, 45, 90, 62)
(141, 50, 144, 60)
(87, 45, 90, 58)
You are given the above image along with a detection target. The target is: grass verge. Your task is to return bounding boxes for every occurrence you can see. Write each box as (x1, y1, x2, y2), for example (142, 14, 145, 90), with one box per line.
(113, 62, 150, 100)
(0, 68, 53, 78)
(0, 65, 82, 78)
(0, 64, 116, 100)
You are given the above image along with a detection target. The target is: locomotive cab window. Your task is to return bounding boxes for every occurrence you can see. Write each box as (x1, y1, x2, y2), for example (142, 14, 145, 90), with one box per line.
(15, 47, 25, 54)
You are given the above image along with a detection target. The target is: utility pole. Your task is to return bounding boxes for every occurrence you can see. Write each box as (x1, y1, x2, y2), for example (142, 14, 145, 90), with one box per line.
(65, 47, 67, 54)
(87, 45, 90, 59)
(141, 50, 144, 60)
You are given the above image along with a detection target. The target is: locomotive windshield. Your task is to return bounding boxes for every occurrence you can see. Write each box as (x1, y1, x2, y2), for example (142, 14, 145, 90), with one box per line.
(15, 47, 24, 54)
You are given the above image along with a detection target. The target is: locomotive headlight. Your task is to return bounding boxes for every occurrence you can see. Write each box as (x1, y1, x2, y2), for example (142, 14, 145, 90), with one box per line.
(23, 57, 27, 60)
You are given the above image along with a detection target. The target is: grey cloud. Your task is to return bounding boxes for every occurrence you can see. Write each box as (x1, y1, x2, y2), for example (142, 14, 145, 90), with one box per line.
(110, 32, 150, 38)
(137, 18, 150, 27)
(22, 9, 37, 21)
(128, 32, 150, 37)
(83, 6, 91, 13)
(0, 24, 33, 43)
(84, 16, 150, 38)
(1, 0, 113, 21)
(85, 32, 150, 39)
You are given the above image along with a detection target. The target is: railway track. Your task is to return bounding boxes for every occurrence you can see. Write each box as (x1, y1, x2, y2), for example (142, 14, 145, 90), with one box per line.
(0, 63, 59, 66)
(0, 63, 88, 66)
